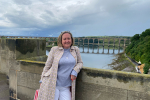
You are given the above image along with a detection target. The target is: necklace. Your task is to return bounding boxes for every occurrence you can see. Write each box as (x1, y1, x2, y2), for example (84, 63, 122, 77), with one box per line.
(64, 48, 70, 59)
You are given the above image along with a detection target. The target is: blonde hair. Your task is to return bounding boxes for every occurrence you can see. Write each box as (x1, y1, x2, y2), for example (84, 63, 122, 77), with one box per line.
(57, 31, 74, 47)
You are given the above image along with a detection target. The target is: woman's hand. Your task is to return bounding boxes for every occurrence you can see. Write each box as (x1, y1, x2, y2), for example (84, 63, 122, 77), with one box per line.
(71, 75, 76, 81)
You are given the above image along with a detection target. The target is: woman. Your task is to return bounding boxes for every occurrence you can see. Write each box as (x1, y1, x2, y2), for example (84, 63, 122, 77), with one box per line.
(38, 31, 83, 100)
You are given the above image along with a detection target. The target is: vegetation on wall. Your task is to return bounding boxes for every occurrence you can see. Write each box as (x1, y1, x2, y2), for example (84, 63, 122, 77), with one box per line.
(1, 36, 6, 39)
(125, 28, 150, 73)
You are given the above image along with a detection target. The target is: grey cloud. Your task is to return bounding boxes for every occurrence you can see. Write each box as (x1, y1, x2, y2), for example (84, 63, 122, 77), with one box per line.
(13, 0, 32, 5)
(45, 10, 54, 17)
(4, 11, 42, 28)
(0, 0, 150, 37)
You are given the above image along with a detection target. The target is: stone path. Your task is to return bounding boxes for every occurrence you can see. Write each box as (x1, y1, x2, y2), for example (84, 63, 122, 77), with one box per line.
(0, 73, 9, 100)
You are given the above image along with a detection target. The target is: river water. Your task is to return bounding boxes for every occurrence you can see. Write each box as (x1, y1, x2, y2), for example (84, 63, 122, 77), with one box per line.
(46, 46, 124, 69)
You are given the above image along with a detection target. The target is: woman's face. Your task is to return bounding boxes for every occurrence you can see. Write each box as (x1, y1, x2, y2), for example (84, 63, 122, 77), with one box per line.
(62, 33, 72, 49)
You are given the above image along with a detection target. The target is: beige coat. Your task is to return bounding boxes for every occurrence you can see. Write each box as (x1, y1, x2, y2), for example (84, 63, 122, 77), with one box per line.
(38, 46, 83, 100)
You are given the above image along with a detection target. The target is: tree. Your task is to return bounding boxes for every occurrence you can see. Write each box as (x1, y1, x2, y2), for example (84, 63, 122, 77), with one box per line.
(131, 34, 140, 42)
(125, 28, 150, 74)
(140, 29, 150, 40)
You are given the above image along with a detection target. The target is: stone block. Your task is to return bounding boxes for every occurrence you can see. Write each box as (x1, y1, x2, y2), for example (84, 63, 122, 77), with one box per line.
(127, 90, 150, 100)
(17, 71, 40, 89)
(0, 56, 1, 71)
(111, 87, 127, 96)
(8, 51, 16, 60)
(20, 61, 44, 74)
(0, 39, 1, 71)
(0, 73, 9, 100)
(76, 81, 127, 100)
(26, 72, 40, 89)
(17, 86, 35, 100)
(17, 71, 28, 87)
(0, 57, 9, 75)
(9, 60, 20, 71)
(1, 50, 7, 59)
(9, 70, 17, 91)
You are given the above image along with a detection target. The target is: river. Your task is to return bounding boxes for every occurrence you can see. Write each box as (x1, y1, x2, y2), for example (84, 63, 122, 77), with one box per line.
(46, 46, 124, 69)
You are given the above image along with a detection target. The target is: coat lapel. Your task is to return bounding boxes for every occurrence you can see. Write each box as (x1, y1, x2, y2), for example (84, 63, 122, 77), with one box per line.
(70, 46, 77, 64)
(56, 47, 64, 62)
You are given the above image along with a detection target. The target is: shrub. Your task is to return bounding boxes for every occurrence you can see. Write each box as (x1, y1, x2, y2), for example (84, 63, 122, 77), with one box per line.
(143, 63, 150, 74)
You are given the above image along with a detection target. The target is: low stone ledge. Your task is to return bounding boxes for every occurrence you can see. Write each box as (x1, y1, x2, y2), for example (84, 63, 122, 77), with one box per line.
(17, 60, 45, 74)
(76, 67, 150, 100)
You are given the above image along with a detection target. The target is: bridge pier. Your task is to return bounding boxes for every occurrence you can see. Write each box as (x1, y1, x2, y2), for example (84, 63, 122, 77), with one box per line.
(92, 39, 94, 53)
(87, 39, 89, 53)
(78, 38, 80, 47)
(97, 39, 100, 54)
(118, 46, 120, 53)
(97, 45, 99, 54)
(82, 45, 85, 53)
(102, 46, 104, 54)
(107, 45, 109, 54)
(113, 46, 115, 54)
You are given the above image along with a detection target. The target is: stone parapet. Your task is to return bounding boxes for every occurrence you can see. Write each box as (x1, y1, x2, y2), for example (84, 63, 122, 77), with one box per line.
(0, 38, 46, 100)
(0, 38, 149, 100)
(76, 67, 150, 100)
(9, 60, 45, 100)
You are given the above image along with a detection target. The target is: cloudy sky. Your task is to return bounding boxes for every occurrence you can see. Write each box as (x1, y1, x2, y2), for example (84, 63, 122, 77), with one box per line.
(0, 0, 150, 37)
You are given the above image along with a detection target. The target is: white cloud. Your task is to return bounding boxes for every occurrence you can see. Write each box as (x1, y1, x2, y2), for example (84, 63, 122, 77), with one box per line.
(0, 0, 150, 36)
(49, 34, 53, 37)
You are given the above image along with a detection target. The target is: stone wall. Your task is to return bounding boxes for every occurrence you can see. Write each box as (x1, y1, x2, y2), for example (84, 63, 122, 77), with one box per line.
(0, 38, 46, 100)
(9, 60, 44, 100)
(0, 39, 46, 76)
(1, 38, 150, 100)
(9, 63, 150, 100)
(0, 39, 1, 70)
(76, 67, 150, 100)
(0, 73, 9, 100)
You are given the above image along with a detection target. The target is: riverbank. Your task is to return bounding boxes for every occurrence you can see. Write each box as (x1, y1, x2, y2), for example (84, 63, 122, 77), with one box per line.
(108, 52, 137, 73)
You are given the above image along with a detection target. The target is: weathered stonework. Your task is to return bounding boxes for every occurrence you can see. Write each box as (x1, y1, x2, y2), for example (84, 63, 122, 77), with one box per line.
(0, 38, 46, 100)
(15, 39, 46, 60)
(76, 67, 150, 100)
(24, 55, 47, 62)
(0, 73, 9, 100)
(0, 39, 1, 71)
(0, 38, 150, 100)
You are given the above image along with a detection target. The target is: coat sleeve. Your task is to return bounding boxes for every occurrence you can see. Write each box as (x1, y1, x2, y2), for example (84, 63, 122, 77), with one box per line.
(73, 46, 83, 74)
(40, 47, 55, 81)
